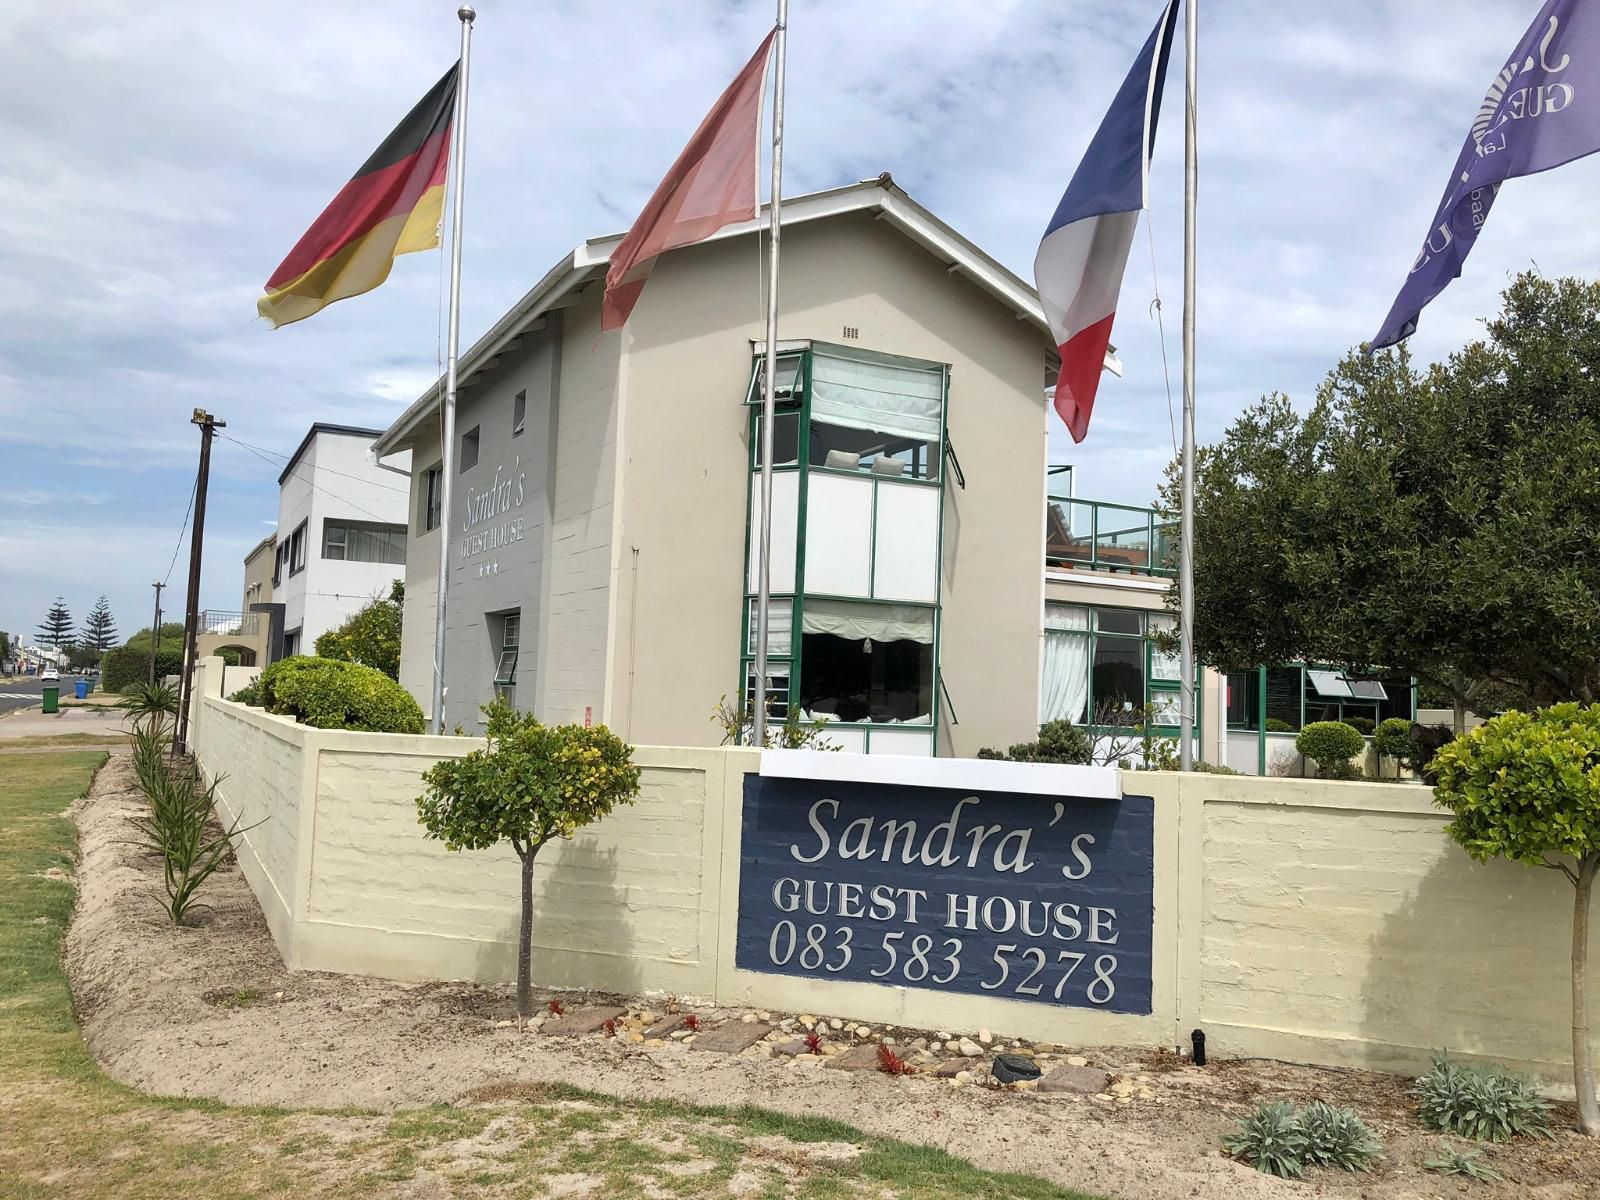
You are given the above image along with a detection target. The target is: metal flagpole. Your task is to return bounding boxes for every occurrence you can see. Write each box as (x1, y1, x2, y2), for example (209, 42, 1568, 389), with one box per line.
(752, 0, 787, 747)
(1178, 0, 1198, 770)
(430, 5, 475, 735)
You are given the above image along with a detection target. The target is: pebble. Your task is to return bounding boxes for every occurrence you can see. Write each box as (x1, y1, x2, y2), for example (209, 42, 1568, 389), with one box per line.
(936, 1031, 952, 1041)
(799, 1014, 816, 1028)
(911, 1038, 927, 1050)
(1066, 1055, 1089, 1067)
(628, 1032, 644, 1044)
(928, 1041, 942, 1052)
(855, 1025, 871, 1038)
(977, 1029, 993, 1045)
(741, 1013, 758, 1024)
(829, 1018, 843, 1030)
(881, 1036, 895, 1046)
(495, 1019, 514, 1028)
(957, 1037, 983, 1058)
(954, 1071, 973, 1085)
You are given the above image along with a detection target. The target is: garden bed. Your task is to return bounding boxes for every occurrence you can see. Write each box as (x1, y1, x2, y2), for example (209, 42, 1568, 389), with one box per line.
(66, 754, 1598, 1199)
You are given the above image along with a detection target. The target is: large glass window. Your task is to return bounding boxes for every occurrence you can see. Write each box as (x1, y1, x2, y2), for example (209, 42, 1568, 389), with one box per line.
(1226, 670, 1260, 730)
(422, 464, 443, 532)
(1264, 667, 1303, 731)
(288, 521, 307, 576)
(322, 521, 406, 564)
(1041, 603, 1192, 729)
(797, 600, 933, 725)
(807, 345, 944, 481)
(492, 610, 519, 704)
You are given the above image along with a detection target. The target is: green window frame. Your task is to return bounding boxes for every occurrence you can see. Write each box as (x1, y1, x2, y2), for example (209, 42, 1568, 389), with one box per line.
(1041, 603, 1198, 740)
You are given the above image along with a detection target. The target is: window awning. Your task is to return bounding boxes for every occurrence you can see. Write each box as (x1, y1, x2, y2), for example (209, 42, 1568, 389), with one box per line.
(1347, 679, 1388, 700)
(801, 599, 934, 644)
(1306, 669, 1352, 698)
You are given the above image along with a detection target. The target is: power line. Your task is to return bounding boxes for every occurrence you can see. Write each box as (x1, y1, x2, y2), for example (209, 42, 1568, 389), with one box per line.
(163, 472, 198, 587)
(219, 432, 411, 495)
(220, 434, 399, 524)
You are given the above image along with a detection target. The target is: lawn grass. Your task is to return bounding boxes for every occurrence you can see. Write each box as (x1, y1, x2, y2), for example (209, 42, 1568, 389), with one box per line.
(0, 733, 128, 750)
(0, 751, 1108, 1200)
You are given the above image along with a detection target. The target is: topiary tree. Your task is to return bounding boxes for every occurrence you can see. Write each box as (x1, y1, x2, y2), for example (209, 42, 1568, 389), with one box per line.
(1431, 705, 1600, 1136)
(1295, 721, 1365, 779)
(416, 699, 641, 1018)
(977, 718, 1094, 764)
(1373, 717, 1416, 776)
(256, 656, 423, 733)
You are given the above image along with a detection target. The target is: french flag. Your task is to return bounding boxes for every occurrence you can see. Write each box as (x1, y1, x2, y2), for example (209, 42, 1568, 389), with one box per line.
(1034, 1, 1179, 443)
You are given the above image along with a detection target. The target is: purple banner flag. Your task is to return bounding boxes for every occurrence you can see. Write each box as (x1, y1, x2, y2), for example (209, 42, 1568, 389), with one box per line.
(1371, 0, 1600, 350)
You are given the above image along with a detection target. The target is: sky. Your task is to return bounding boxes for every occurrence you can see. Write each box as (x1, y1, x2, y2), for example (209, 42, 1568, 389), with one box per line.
(4, 0, 1600, 646)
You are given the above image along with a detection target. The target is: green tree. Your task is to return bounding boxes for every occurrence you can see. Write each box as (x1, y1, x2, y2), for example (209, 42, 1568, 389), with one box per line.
(36, 598, 74, 650)
(125, 623, 186, 654)
(1177, 273, 1600, 733)
(81, 595, 119, 653)
(416, 700, 641, 1018)
(0, 630, 10, 662)
(1432, 705, 1600, 1136)
(314, 580, 403, 679)
(65, 643, 100, 671)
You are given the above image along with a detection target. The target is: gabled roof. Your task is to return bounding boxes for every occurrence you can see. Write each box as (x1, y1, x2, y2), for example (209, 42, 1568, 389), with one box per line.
(278, 422, 387, 486)
(375, 173, 1120, 456)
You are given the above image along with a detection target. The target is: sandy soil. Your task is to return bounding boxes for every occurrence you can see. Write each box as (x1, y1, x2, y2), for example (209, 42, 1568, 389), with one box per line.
(65, 754, 1600, 1200)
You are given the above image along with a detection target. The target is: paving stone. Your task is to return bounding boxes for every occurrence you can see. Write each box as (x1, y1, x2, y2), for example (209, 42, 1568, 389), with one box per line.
(824, 1044, 885, 1072)
(775, 1038, 815, 1057)
(644, 1014, 690, 1039)
(689, 1022, 773, 1054)
(542, 1006, 626, 1037)
(1038, 1065, 1111, 1095)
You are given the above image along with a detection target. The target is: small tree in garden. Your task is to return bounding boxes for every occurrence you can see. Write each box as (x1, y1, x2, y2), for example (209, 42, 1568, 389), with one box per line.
(1373, 717, 1415, 776)
(1296, 721, 1365, 779)
(1431, 705, 1600, 1136)
(314, 580, 404, 679)
(416, 699, 641, 1019)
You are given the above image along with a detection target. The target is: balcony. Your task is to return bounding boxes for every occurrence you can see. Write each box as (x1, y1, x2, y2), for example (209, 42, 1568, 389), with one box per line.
(198, 610, 260, 637)
(1046, 496, 1175, 578)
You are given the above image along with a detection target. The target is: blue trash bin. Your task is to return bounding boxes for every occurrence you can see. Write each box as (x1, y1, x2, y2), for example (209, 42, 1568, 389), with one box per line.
(74, 679, 88, 700)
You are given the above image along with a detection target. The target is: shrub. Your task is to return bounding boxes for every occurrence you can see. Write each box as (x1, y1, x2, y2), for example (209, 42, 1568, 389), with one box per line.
(1339, 715, 1376, 736)
(1265, 717, 1294, 733)
(1431, 706, 1600, 1136)
(314, 580, 403, 679)
(120, 681, 178, 731)
(1221, 1100, 1382, 1177)
(102, 645, 183, 693)
(417, 699, 641, 1018)
(1414, 1053, 1552, 1142)
(1190, 761, 1242, 775)
(1297, 1101, 1382, 1171)
(1422, 1140, 1500, 1182)
(1221, 1101, 1306, 1178)
(977, 719, 1093, 764)
(711, 695, 840, 751)
(1373, 717, 1415, 768)
(227, 679, 262, 706)
(256, 656, 423, 733)
(1296, 721, 1365, 778)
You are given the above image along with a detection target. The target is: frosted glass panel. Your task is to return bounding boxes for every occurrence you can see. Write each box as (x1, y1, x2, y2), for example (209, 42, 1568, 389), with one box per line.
(813, 725, 867, 753)
(872, 482, 939, 602)
(868, 727, 934, 757)
(747, 471, 798, 593)
(804, 472, 872, 597)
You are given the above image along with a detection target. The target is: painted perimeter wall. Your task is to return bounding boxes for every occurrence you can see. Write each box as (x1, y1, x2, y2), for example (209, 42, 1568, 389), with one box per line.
(187, 657, 1598, 1091)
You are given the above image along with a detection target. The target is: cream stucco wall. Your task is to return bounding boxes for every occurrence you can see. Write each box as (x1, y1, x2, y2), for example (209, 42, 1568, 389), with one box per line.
(191, 656, 1598, 1090)
(608, 212, 1051, 756)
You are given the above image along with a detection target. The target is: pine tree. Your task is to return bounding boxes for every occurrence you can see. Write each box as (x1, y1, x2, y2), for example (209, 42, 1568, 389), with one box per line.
(82, 595, 119, 651)
(36, 598, 74, 649)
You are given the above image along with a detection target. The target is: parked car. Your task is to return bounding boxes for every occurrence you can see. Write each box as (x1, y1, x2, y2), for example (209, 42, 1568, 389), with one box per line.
(40, 667, 59, 682)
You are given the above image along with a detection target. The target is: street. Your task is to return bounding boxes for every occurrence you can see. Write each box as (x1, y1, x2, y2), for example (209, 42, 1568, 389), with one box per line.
(0, 674, 90, 717)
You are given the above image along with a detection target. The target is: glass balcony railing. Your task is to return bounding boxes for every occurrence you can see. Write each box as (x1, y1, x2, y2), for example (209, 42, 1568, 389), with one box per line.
(1045, 496, 1176, 577)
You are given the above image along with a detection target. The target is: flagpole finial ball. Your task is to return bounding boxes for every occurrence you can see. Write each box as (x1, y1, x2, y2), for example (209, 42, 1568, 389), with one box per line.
(458, 5, 475, 21)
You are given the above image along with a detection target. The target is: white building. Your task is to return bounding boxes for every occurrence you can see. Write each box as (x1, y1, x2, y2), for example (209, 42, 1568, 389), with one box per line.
(269, 423, 411, 657)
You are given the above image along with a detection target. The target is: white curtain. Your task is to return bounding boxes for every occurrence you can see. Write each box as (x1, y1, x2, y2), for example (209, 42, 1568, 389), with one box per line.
(1042, 604, 1090, 724)
(810, 345, 944, 442)
(801, 599, 934, 644)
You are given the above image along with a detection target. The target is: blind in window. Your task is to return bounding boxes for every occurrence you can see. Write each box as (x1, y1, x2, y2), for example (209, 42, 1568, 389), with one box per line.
(809, 344, 944, 442)
(801, 599, 934, 645)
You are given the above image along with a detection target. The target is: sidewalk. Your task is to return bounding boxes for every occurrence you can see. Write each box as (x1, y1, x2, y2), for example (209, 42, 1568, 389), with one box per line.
(0, 706, 133, 741)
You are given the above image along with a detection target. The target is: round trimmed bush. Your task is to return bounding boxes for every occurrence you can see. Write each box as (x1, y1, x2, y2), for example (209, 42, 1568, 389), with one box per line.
(256, 656, 424, 733)
(1373, 717, 1415, 765)
(1340, 715, 1376, 736)
(1265, 717, 1294, 733)
(1296, 720, 1366, 778)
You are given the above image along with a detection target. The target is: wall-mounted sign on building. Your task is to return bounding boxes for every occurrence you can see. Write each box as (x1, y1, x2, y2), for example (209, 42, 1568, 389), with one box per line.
(736, 754, 1154, 1015)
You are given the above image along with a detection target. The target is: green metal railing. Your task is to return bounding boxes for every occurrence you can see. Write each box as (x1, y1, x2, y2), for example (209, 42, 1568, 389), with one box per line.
(1045, 496, 1176, 577)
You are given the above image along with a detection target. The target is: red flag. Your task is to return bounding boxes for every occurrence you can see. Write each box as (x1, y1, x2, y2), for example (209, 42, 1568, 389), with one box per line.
(602, 31, 776, 331)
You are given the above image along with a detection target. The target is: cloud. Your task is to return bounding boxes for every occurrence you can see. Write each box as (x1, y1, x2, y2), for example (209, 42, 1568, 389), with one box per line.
(4, 0, 1600, 635)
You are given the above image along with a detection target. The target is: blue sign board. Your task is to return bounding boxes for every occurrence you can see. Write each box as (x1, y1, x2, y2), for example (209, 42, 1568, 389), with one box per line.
(736, 774, 1155, 1015)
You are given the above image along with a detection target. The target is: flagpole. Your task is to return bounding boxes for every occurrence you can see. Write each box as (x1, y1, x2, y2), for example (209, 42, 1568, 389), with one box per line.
(1178, 0, 1198, 770)
(430, 5, 475, 735)
(752, 0, 786, 747)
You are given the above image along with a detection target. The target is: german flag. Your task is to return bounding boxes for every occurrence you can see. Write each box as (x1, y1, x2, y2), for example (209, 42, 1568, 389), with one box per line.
(259, 63, 459, 328)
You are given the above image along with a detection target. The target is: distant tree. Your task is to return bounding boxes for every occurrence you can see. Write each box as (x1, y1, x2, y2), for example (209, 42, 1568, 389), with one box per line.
(0, 630, 10, 662)
(416, 701, 641, 1019)
(36, 598, 74, 650)
(65, 643, 101, 671)
(82, 595, 119, 652)
(1175, 273, 1600, 733)
(125, 624, 186, 654)
(314, 580, 403, 679)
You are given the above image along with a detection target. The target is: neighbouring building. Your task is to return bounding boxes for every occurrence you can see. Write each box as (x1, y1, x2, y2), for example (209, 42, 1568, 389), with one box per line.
(376, 174, 1176, 756)
(201, 424, 410, 667)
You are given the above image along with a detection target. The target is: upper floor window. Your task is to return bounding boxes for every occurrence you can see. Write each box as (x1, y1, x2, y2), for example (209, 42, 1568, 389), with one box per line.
(512, 390, 526, 438)
(272, 544, 284, 586)
(461, 426, 480, 472)
(808, 345, 944, 481)
(288, 521, 308, 576)
(323, 520, 406, 564)
(492, 610, 520, 703)
(422, 464, 443, 532)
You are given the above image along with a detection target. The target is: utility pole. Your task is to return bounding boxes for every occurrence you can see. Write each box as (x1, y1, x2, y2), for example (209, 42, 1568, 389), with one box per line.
(175, 409, 224, 754)
(148, 581, 164, 685)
